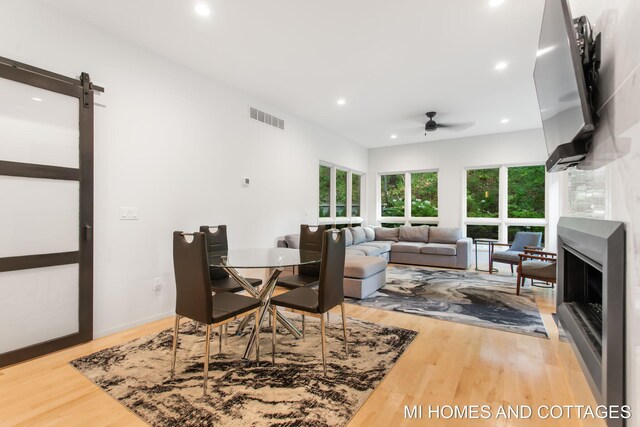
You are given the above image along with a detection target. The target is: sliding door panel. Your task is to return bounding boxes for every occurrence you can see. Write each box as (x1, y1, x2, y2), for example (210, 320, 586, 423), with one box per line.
(0, 57, 98, 367)
(0, 264, 79, 354)
(0, 77, 79, 168)
(0, 176, 79, 258)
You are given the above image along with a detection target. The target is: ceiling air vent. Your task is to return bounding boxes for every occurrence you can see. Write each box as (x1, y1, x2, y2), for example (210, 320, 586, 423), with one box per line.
(249, 107, 284, 130)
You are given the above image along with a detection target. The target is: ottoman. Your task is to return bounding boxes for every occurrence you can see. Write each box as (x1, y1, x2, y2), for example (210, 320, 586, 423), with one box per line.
(343, 256, 387, 299)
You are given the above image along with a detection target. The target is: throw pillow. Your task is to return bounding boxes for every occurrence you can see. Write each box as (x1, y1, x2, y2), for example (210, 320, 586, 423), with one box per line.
(362, 226, 375, 242)
(429, 227, 463, 244)
(284, 234, 300, 249)
(374, 226, 400, 242)
(351, 226, 366, 245)
(399, 225, 429, 242)
(344, 228, 353, 246)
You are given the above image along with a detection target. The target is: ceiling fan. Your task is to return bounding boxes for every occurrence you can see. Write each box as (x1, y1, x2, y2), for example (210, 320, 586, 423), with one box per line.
(424, 111, 474, 134)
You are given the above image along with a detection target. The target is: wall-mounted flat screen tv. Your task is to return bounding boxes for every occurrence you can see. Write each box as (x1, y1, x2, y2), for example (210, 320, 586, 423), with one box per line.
(533, 0, 594, 172)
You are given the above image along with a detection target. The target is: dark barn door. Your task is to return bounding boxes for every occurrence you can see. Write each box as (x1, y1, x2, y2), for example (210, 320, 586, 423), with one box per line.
(0, 57, 102, 367)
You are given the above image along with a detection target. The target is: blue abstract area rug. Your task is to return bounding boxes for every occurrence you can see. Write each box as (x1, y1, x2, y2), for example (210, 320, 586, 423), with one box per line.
(70, 315, 417, 427)
(348, 265, 549, 339)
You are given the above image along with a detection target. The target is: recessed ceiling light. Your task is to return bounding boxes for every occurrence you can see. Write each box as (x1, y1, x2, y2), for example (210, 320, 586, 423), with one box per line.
(500, 118, 510, 124)
(194, 3, 211, 16)
(390, 134, 398, 139)
(489, 0, 505, 7)
(336, 98, 346, 106)
(31, 97, 42, 102)
(494, 61, 508, 71)
(536, 46, 555, 57)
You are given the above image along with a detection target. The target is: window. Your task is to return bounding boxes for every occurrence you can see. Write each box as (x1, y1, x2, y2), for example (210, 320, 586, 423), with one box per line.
(380, 174, 405, 217)
(336, 169, 348, 217)
(379, 170, 439, 225)
(508, 166, 545, 218)
(464, 164, 547, 244)
(319, 165, 331, 218)
(318, 162, 364, 223)
(380, 222, 403, 228)
(466, 225, 499, 240)
(411, 172, 438, 217)
(466, 168, 499, 218)
(352, 174, 361, 217)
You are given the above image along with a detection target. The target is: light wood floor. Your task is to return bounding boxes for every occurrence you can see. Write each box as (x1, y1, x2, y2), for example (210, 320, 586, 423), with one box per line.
(0, 265, 604, 427)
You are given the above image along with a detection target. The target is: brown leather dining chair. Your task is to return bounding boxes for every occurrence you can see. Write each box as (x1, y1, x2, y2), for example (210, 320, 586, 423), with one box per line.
(270, 229, 348, 375)
(276, 224, 326, 289)
(171, 231, 262, 395)
(199, 225, 263, 293)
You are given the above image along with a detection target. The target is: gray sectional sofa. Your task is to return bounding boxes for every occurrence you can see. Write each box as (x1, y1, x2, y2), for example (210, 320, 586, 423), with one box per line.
(277, 225, 472, 298)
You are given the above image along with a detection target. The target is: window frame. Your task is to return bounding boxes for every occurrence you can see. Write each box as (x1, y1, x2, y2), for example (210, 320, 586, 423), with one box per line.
(462, 162, 548, 244)
(318, 161, 365, 226)
(377, 169, 440, 226)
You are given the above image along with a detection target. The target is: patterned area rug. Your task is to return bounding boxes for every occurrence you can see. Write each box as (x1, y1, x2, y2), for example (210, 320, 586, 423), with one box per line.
(348, 265, 548, 339)
(71, 315, 416, 426)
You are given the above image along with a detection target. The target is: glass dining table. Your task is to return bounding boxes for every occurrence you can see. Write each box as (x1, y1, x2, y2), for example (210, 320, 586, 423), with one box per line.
(209, 248, 322, 359)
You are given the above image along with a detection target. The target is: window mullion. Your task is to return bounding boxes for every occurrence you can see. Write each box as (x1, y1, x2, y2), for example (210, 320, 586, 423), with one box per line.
(330, 166, 337, 219)
(404, 172, 411, 225)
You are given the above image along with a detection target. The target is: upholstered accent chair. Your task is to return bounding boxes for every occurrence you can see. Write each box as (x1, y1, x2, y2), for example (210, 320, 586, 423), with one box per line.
(276, 224, 326, 289)
(270, 229, 348, 375)
(489, 231, 543, 274)
(516, 248, 557, 295)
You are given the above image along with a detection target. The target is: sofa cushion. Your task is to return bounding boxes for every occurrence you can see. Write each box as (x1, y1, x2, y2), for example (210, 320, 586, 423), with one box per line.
(519, 260, 557, 280)
(346, 248, 366, 257)
(343, 228, 353, 246)
(374, 227, 400, 242)
(357, 242, 392, 252)
(352, 244, 383, 257)
(492, 250, 520, 263)
(284, 234, 300, 249)
(344, 256, 387, 279)
(429, 227, 462, 244)
(351, 227, 366, 245)
(399, 225, 429, 242)
(363, 226, 375, 242)
(390, 242, 428, 254)
(420, 243, 457, 256)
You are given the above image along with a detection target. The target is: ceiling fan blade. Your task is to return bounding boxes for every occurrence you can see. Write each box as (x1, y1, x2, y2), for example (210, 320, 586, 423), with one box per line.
(437, 121, 475, 131)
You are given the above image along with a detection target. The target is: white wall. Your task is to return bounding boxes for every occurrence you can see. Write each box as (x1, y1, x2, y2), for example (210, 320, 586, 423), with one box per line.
(0, 0, 367, 337)
(367, 128, 557, 244)
(565, 0, 640, 416)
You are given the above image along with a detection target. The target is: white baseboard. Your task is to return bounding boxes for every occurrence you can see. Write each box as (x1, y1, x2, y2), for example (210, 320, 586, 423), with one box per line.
(94, 310, 175, 339)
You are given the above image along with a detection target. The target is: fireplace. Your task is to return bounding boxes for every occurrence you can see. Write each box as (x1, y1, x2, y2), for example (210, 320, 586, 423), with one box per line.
(557, 217, 625, 426)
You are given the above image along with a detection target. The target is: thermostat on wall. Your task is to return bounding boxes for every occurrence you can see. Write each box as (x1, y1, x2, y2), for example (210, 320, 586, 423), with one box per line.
(241, 177, 250, 187)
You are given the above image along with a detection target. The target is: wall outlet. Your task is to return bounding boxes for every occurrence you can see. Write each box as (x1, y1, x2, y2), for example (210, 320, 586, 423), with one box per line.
(152, 277, 163, 292)
(120, 207, 139, 220)
(241, 177, 250, 187)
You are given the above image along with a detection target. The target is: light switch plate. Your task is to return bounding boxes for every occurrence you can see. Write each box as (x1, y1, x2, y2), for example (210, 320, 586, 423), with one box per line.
(241, 177, 250, 187)
(119, 207, 139, 220)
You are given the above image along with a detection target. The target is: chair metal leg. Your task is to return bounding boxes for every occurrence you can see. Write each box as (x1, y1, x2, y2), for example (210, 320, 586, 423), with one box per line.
(510, 264, 514, 275)
(203, 324, 211, 395)
(320, 314, 327, 376)
(255, 310, 260, 363)
(219, 325, 223, 353)
(271, 306, 277, 363)
(225, 323, 228, 345)
(170, 315, 181, 377)
(302, 314, 306, 340)
(340, 302, 348, 357)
